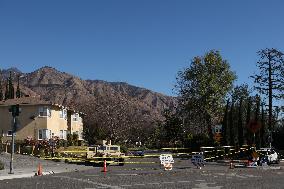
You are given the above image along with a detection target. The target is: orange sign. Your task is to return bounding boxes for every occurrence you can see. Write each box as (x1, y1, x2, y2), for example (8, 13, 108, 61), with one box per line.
(214, 133, 222, 142)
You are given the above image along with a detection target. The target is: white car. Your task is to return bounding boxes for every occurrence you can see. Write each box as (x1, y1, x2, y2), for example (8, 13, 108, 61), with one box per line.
(258, 148, 280, 164)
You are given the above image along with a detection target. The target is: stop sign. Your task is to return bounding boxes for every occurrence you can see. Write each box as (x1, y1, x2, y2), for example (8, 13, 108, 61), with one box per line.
(247, 120, 261, 133)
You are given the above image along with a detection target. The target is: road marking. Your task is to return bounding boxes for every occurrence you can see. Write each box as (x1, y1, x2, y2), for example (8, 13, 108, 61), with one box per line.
(148, 182, 160, 185)
(163, 182, 175, 184)
(134, 184, 146, 186)
(193, 182, 222, 189)
(120, 185, 132, 187)
(115, 174, 138, 176)
(178, 180, 191, 183)
(52, 175, 122, 189)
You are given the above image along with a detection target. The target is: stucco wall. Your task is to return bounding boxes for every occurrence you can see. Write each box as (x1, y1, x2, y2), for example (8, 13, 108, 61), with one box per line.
(0, 105, 48, 141)
(47, 106, 68, 138)
(0, 104, 83, 141)
(70, 113, 84, 140)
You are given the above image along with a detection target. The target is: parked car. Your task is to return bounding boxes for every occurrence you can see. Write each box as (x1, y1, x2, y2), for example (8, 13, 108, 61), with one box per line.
(257, 148, 280, 165)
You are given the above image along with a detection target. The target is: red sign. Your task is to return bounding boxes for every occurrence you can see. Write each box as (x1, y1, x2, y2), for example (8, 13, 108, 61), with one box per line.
(247, 120, 261, 133)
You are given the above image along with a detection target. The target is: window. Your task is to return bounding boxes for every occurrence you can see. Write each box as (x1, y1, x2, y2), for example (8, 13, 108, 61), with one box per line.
(59, 130, 67, 140)
(72, 113, 79, 121)
(98, 146, 106, 151)
(110, 147, 118, 151)
(38, 129, 50, 140)
(39, 107, 51, 117)
(7, 130, 12, 136)
(59, 109, 67, 119)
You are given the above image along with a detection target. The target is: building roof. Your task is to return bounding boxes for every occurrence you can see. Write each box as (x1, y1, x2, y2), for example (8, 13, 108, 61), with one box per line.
(0, 96, 51, 106)
(0, 96, 86, 115)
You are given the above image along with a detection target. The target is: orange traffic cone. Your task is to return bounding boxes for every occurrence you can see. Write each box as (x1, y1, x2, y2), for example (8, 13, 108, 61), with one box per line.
(102, 160, 107, 172)
(37, 163, 43, 176)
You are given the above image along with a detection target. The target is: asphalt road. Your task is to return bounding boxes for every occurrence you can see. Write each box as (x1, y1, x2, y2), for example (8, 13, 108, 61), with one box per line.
(0, 158, 283, 189)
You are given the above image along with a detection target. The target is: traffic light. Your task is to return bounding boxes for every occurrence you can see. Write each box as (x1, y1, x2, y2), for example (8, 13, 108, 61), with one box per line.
(9, 104, 21, 117)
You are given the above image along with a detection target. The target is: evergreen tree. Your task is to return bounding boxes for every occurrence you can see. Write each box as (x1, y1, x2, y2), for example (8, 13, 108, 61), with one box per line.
(237, 98, 244, 146)
(229, 101, 235, 146)
(4, 79, 9, 100)
(254, 95, 261, 147)
(16, 75, 21, 98)
(252, 48, 284, 135)
(0, 72, 3, 101)
(245, 97, 252, 145)
(221, 99, 230, 146)
(260, 103, 266, 147)
(8, 71, 14, 99)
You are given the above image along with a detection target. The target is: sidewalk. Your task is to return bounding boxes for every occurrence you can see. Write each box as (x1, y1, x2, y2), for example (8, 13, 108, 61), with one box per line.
(0, 165, 93, 181)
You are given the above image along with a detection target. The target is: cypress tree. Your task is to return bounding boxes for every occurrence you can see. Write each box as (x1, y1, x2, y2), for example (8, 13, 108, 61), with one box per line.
(4, 79, 9, 100)
(0, 70, 3, 101)
(8, 71, 14, 99)
(260, 103, 266, 147)
(245, 97, 252, 145)
(255, 95, 261, 148)
(222, 99, 230, 146)
(0, 78, 3, 101)
(16, 75, 21, 98)
(237, 97, 244, 147)
(229, 101, 235, 146)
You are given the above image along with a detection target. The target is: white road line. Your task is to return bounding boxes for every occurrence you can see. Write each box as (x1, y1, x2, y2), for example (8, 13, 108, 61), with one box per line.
(178, 181, 191, 183)
(162, 182, 175, 184)
(148, 182, 160, 185)
(134, 184, 146, 186)
(115, 174, 138, 176)
(120, 185, 132, 187)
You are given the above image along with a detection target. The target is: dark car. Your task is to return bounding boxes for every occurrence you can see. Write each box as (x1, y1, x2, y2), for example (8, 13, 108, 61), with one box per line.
(130, 150, 145, 156)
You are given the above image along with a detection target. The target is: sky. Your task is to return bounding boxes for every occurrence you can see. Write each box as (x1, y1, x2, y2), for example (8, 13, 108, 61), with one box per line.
(1, 0, 284, 96)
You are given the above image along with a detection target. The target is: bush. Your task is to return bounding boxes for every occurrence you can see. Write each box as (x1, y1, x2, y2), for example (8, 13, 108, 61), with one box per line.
(0, 161, 4, 170)
(120, 145, 128, 153)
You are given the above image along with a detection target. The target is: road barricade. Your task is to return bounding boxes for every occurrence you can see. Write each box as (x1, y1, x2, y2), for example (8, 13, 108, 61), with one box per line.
(191, 154, 205, 169)
(159, 154, 174, 171)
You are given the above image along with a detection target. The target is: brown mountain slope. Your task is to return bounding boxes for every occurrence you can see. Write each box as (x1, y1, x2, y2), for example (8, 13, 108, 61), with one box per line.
(1, 66, 177, 144)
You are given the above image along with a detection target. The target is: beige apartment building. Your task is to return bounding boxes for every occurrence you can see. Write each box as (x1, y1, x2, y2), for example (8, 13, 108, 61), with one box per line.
(0, 97, 84, 142)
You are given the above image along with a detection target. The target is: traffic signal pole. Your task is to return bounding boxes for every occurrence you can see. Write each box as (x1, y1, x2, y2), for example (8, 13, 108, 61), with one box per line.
(9, 117, 16, 174)
(8, 104, 20, 174)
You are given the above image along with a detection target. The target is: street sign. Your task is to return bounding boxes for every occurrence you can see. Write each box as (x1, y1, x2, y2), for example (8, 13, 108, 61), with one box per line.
(159, 154, 174, 171)
(191, 154, 204, 168)
(247, 120, 261, 133)
(214, 133, 222, 142)
(159, 154, 174, 164)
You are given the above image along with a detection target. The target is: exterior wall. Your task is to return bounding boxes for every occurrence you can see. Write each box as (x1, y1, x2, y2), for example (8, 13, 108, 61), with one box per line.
(46, 106, 68, 139)
(0, 105, 48, 141)
(0, 104, 83, 142)
(70, 113, 84, 140)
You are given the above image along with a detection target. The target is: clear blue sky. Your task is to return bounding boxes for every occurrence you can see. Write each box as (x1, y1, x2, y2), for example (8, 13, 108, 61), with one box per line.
(1, 0, 284, 96)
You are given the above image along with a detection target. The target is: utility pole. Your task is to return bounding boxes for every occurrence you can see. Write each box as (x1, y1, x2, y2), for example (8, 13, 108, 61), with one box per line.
(9, 104, 20, 174)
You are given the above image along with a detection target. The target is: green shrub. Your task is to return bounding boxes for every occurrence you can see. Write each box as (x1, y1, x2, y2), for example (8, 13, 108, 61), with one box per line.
(120, 145, 128, 153)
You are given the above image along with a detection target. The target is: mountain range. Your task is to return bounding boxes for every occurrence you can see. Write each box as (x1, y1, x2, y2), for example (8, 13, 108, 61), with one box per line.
(0, 66, 177, 143)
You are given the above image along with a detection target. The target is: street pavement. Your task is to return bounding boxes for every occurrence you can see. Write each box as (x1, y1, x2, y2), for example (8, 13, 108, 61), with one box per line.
(0, 157, 283, 189)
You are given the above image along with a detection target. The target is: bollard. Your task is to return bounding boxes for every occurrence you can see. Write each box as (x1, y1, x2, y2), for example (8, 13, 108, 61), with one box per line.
(230, 161, 234, 169)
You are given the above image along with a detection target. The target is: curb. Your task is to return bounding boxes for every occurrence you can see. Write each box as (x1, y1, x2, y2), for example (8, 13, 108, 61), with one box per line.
(0, 173, 35, 181)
